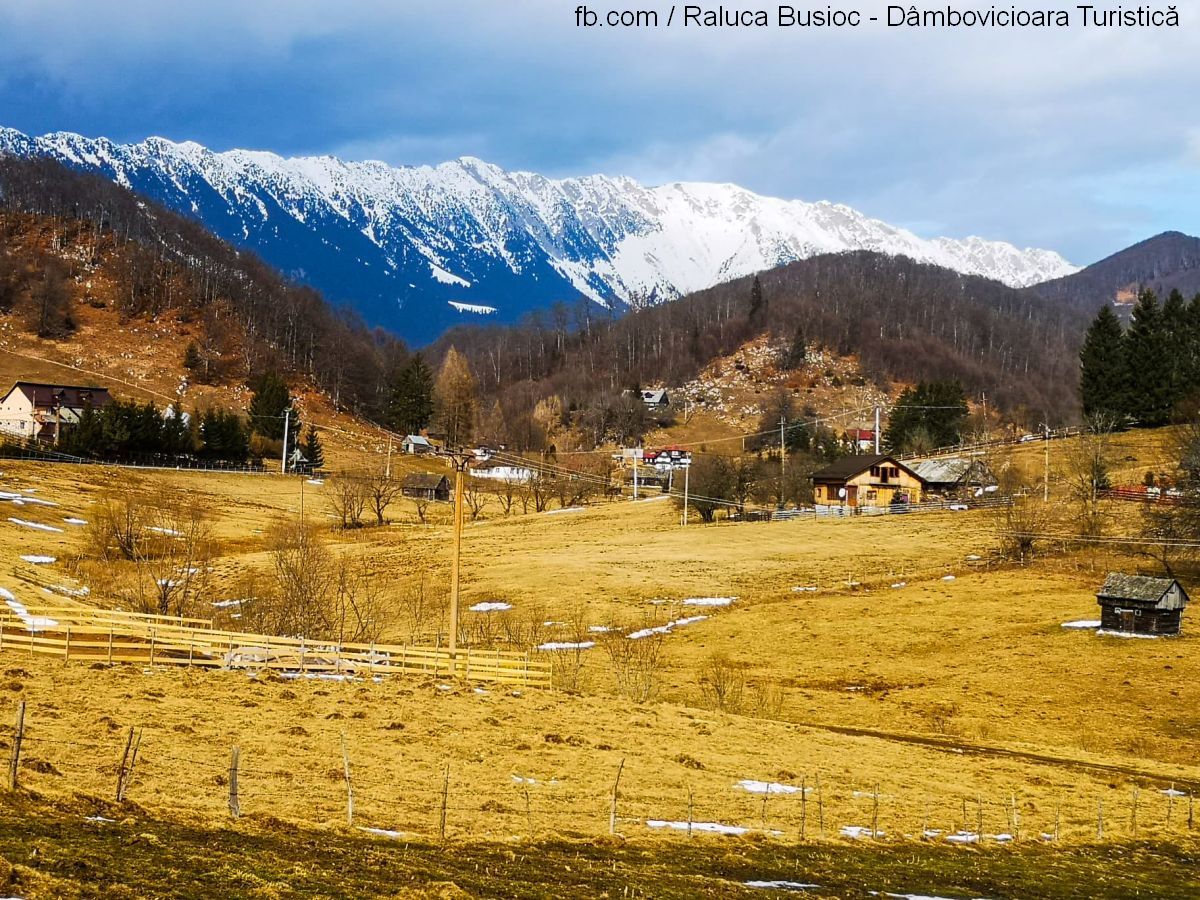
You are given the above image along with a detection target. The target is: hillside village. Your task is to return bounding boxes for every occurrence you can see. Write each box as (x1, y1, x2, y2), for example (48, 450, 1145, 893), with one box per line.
(0, 160, 1199, 898)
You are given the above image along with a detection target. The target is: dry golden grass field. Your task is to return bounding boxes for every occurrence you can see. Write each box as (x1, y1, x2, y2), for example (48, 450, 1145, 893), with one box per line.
(1, 431, 1200, 897)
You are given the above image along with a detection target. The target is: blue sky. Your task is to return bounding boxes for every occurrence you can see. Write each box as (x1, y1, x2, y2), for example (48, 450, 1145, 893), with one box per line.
(0, 0, 1196, 264)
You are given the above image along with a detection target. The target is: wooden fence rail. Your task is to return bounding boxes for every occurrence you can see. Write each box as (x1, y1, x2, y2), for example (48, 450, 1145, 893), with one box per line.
(0, 608, 550, 687)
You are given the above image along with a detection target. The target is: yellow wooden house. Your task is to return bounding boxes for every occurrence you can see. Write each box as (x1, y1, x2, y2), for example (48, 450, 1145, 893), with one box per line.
(811, 454, 926, 509)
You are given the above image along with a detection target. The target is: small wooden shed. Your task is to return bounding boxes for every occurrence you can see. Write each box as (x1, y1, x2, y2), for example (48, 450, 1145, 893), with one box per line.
(401, 473, 451, 502)
(1096, 573, 1189, 635)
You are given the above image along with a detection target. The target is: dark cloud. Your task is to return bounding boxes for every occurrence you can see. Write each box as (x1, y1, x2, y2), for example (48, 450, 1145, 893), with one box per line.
(0, 1, 1196, 264)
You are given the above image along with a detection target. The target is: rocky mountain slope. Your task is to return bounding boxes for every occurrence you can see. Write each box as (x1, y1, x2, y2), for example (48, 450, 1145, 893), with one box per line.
(0, 127, 1078, 343)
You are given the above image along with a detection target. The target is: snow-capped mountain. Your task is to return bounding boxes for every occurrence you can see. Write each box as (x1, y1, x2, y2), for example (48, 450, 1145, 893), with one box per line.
(0, 127, 1077, 343)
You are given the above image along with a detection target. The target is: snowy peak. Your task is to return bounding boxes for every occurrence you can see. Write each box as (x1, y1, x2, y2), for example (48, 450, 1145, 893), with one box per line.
(0, 127, 1078, 343)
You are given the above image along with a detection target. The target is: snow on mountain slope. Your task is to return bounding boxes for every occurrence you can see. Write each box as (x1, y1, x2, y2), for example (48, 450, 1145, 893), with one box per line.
(0, 127, 1077, 343)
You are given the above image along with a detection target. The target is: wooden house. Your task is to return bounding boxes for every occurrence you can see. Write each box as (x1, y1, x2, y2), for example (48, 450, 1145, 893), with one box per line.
(1096, 573, 1188, 635)
(401, 473, 451, 502)
(811, 454, 926, 508)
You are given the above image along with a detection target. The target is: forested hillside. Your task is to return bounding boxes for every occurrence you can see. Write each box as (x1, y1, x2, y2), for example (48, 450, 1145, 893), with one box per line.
(438, 252, 1092, 440)
(0, 157, 409, 420)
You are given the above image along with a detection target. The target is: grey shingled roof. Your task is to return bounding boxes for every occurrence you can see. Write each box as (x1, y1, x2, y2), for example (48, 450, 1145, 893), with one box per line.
(1097, 572, 1178, 603)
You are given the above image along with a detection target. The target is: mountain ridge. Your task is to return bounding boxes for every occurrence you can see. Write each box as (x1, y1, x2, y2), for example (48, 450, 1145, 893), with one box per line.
(1031, 230, 1200, 309)
(0, 126, 1079, 343)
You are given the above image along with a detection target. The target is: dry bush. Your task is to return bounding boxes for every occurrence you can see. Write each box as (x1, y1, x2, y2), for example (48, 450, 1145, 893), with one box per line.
(257, 519, 336, 636)
(994, 494, 1052, 560)
(598, 623, 666, 702)
(396, 576, 446, 643)
(747, 680, 785, 720)
(499, 603, 548, 649)
(86, 476, 146, 561)
(330, 550, 388, 643)
(85, 476, 219, 618)
(327, 473, 368, 529)
(698, 652, 747, 713)
(545, 602, 592, 693)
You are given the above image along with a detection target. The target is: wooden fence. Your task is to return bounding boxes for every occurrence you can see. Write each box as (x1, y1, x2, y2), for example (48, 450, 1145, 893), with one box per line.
(0, 605, 550, 687)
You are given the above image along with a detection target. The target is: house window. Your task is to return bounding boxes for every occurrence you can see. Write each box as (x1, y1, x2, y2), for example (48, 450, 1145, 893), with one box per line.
(870, 466, 880, 477)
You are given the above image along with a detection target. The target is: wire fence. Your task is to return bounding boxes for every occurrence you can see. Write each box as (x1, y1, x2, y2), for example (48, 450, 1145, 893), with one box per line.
(2, 699, 1196, 846)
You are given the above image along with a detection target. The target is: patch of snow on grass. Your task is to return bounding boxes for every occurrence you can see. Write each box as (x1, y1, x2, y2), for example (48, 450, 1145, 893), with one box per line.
(628, 615, 707, 640)
(839, 825, 883, 839)
(745, 881, 820, 891)
(20, 555, 55, 564)
(545, 506, 584, 515)
(1097, 629, 1161, 639)
(64, 517, 87, 525)
(792, 586, 818, 593)
(1061, 620, 1100, 629)
(891, 582, 907, 589)
(470, 601, 513, 612)
(8, 518, 63, 533)
(148, 526, 182, 536)
(647, 819, 748, 836)
(1, 588, 58, 632)
(1162, 787, 1187, 797)
(945, 831, 979, 844)
(357, 826, 407, 839)
(941, 575, 956, 581)
(682, 596, 736, 607)
(736, 780, 807, 795)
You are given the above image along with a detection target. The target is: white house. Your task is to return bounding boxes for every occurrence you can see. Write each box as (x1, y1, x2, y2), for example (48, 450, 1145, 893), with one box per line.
(0, 382, 112, 445)
(471, 460, 534, 482)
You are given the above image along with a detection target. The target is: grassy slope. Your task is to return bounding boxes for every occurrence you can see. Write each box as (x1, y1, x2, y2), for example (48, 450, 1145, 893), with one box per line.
(1, 792, 1198, 899)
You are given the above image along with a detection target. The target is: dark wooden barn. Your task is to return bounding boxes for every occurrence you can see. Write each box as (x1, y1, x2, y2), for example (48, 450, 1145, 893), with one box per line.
(1096, 573, 1189, 636)
(401, 473, 451, 502)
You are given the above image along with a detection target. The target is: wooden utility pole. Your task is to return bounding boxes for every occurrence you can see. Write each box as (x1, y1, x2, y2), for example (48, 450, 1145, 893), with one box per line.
(1043, 424, 1050, 503)
(874, 406, 881, 454)
(779, 416, 787, 478)
(386, 435, 394, 478)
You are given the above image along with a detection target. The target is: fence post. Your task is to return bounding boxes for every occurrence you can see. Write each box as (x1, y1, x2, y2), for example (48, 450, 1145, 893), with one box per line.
(1167, 785, 1174, 830)
(816, 773, 824, 838)
(799, 775, 807, 842)
(1131, 788, 1139, 837)
(439, 762, 450, 841)
(524, 782, 533, 838)
(872, 784, 880, 839)
(976, 795, 983, 841)
(1055, 803, 1061, 842)
(1097, 799, 1104, 840)
(228, 746, 241, 819)
(687, 782, 694, 840)
(116, 726, 134, 801)
(108, 629, 113, 666)
(8, 701, 25, 790)
(64, 625, 71, 661)
(609, 758, 625, 835)
(341, 732, 354, 827)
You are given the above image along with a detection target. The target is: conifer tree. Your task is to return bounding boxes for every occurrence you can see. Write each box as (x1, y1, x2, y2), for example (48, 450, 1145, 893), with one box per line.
(1124, 290, 1173, 426)
(387, 355, 435, 435)
(783, 324, 807, 370)
(248, 372, 291, 440)
(1079, 304, 1127, 422)
(301, 424, 324, 471)
(748, 275, 766, 324)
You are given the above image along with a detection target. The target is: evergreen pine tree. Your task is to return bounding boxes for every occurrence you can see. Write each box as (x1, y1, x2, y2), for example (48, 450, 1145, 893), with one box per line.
(248, 372, 291, 439)
(301, 424, 324, 471)
(883, 381, 969, 452)
(748, 275, 765, 324)
(1124, 290, 1173, 426)
(1163, 289, 1189, 403)
(783, 324, 807, 370)
(387, 355, 435, 435)
(1079, 304, 1127, 422)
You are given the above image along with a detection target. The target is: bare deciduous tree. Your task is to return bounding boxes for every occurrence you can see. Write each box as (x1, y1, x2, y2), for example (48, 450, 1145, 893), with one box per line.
(327, 473, 369, 529)
(365, 472, 403, 526)
(599, 623, 666, 702)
